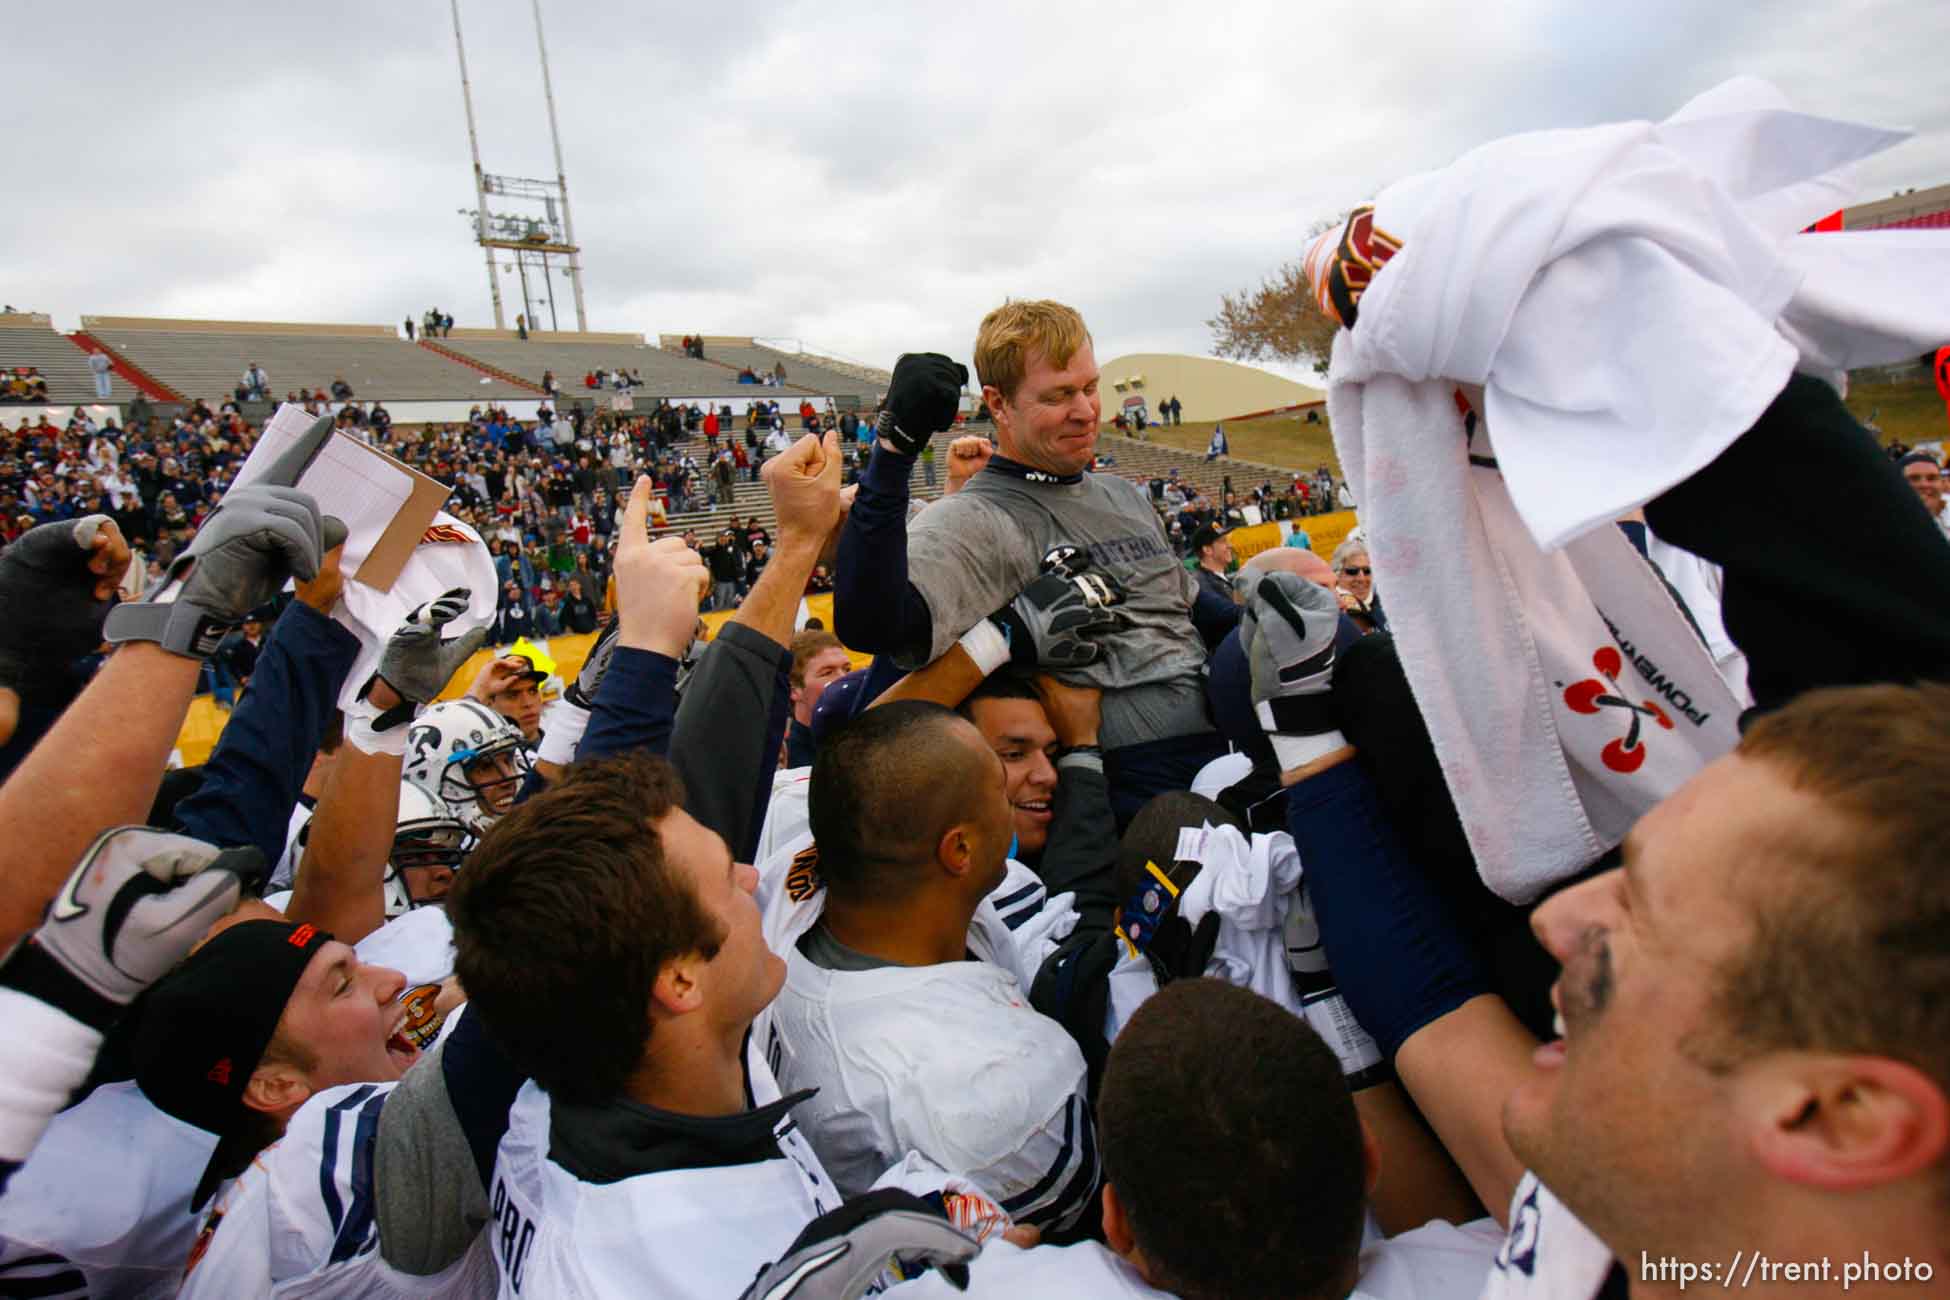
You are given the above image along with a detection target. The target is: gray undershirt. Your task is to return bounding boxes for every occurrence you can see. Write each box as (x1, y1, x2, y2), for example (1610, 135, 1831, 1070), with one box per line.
(797, 921, 900, 973)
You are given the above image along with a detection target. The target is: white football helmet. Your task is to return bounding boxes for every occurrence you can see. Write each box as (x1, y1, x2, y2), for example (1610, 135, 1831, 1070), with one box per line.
(402, 699, 532, 834)
(384, 780, 474, 917)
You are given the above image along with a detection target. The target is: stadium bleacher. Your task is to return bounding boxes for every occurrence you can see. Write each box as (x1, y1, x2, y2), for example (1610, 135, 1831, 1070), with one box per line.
(657, 335, 881, 399)
(0, 313, 140, 405)
(432, 329, 745, 398)
(79, 316, 535, 403)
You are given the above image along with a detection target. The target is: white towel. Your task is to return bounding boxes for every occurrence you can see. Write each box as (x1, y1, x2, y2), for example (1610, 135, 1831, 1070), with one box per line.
(1329, 79, 1950, 902)
(333, 511, 498, 711)
(1335, 384, 1741, 901)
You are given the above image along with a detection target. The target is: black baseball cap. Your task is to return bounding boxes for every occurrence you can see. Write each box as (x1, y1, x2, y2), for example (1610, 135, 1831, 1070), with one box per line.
(1191, 524, 1227, 551)
(129, 918, 335, 1208)
(506, 651, 549, 684)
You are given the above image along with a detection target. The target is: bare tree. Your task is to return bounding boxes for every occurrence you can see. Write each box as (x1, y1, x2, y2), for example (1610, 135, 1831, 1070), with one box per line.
(1208, 214, 1346, 376)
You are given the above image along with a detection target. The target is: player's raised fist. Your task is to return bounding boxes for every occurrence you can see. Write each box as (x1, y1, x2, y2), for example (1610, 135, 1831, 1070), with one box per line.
(879, 353, 968, 457)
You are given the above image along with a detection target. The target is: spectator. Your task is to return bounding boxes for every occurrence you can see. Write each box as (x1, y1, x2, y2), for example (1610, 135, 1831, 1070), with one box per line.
(1899, 452, 1950, 540)
(534, 587, 564, 636)
(704, 528, 744, 611)
(492, 578, 534, 644)
(783, 628, 850, 766)
(560, 576, 599, 634)
(87, 351, 112, 400)
(1331, 536, 1386, 634)
(1190, 524, 1235, 607)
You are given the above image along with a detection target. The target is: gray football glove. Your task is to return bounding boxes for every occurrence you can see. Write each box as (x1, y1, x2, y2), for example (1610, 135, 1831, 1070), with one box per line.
(0, 827, 260, 1031)
(741, 1190, 980, 1300)
(371, 588, 489, 719)
(1239, 570, 1346, 766)
(104, 415, 339, 659)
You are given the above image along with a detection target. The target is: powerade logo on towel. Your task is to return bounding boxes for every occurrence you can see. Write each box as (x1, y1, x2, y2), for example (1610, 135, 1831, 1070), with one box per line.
(1023, 469, 1066, 483)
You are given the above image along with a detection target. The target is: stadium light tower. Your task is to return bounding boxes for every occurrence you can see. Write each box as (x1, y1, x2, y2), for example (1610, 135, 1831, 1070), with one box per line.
(448, 0, 589, 333)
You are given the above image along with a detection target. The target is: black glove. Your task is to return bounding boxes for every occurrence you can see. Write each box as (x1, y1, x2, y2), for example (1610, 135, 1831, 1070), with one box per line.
(990, 567, 1126, 670)
(1147, 910, 1221, 986)
(0, 515, 119, 696)
(741, 1189, 980, 1299)
(877, 353, 969, 457)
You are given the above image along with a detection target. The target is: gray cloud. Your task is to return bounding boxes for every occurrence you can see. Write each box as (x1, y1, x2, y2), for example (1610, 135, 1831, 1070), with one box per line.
(8, 0, 1946, 380)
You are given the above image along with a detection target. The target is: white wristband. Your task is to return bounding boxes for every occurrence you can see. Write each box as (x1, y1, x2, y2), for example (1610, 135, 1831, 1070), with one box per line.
(536, 701, 591, 766)
(343, 700, 413, 757)
(0, 989, 102, 1164)
(1269, 729, 1348, 772)
(958, 620, 1012, 676)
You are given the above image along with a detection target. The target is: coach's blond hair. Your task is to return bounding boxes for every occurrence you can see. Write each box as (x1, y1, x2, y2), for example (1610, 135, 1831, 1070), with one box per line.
(974, 300, 1092, 404)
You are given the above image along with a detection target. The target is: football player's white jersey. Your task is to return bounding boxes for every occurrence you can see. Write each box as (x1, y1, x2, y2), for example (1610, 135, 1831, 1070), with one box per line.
(756, 832, 1062, 994)
(0, 1081, 216, 1299)
(758, 845, 1096, 1233)
(1479, 1173, 1618, 1300)
(753, 766, 813, 868)
(178, 1081, 494, 1299)
(486, 1033, 841, 1299)
(885, 1218, 1503, 1299)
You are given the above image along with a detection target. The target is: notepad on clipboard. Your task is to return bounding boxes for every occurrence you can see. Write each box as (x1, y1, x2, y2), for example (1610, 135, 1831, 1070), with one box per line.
(229, 405, 451, 592)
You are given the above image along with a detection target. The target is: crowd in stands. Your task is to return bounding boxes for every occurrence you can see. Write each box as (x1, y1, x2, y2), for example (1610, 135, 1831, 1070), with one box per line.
(0, 89, 1947, 1300)
(583, 366, 645, 391)
(416, 307, 455, 339)
(1109, 394, 1183, 434)
(1, 368, 49, 403)
(737, 358, 792, 385)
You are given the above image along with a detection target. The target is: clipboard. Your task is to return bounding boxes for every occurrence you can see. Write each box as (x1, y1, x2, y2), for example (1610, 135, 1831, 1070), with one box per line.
(231, 406, 451, 593)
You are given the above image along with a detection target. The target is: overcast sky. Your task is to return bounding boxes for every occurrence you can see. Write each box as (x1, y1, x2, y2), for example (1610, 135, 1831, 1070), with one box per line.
(11, 1, 1947, 377)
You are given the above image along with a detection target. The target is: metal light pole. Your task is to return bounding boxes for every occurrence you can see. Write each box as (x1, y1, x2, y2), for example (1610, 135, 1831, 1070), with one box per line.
(530, 0, 587, 332)
(450, 0, 505, 330)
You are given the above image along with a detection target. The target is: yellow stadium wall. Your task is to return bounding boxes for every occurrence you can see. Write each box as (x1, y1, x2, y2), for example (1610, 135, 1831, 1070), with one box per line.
(1229, 510, 1358, 566)
(172, 592, 867, 766)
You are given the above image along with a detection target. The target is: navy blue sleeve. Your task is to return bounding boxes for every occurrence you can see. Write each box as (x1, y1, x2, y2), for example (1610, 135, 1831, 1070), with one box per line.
(174, 603, 359, 863)
(833, 446, 932, 660)
(669, 623, 792, 863)
(1282, 758, 1490, 1061)
(577, 646, 679, 763)
(1190, 586, 1242, 649)
(441, 1006, 527, 1186)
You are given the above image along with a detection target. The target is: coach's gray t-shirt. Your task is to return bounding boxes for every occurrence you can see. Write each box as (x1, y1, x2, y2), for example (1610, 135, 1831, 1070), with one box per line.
(904, 467, 1211, 750)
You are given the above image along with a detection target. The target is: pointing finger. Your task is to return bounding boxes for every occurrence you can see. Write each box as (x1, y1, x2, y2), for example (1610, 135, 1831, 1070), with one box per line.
(622, 475, 651, 548)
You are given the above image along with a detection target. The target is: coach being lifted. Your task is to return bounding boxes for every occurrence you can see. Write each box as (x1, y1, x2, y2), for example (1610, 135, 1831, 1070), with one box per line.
(837, 301, 1232, 823)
